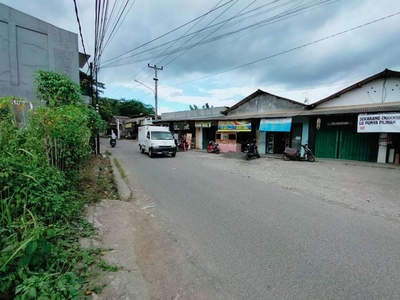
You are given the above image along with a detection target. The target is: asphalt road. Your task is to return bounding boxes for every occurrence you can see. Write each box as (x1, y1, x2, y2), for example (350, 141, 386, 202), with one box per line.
(107, 139, 400, 300)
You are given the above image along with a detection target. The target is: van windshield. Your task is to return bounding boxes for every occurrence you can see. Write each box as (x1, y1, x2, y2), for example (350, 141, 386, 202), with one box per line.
(151, 131, 173, 140)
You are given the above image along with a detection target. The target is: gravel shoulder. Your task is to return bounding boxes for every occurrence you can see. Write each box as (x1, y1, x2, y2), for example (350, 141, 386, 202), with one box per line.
(191, 150, 400, 222)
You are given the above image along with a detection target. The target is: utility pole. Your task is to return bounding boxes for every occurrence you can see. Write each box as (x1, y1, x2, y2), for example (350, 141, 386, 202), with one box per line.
(148, 64, 163, 120)
(95, 66, 100, 155)
(89, 62, 97, 155)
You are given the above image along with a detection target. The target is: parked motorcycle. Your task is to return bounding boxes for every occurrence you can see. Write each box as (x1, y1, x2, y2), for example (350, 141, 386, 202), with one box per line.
(176, 138, 189, 151)
(207, 140, 220, 154)
(283, 144, 315, 162)
(110, 138, 117, 148)
(244, 140, 260, 160)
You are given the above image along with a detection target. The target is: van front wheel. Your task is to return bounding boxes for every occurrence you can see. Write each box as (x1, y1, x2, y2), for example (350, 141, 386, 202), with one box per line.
(148, 148, 154, 158)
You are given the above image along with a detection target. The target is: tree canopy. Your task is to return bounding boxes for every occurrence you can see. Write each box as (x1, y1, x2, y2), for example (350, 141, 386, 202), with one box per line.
(99, 97, 154, 122)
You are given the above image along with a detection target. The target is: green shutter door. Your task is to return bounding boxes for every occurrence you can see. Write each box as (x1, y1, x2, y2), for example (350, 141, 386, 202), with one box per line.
(315, 126, 338, 158)
(338, 125, 379, 162)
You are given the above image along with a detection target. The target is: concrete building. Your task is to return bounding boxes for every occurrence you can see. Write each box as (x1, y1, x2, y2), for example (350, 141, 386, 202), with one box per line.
(0, 3, 80, 103)
(309, 69, 400, 163)
(161, 107, 228, 149)
(222, 90, 307, 154)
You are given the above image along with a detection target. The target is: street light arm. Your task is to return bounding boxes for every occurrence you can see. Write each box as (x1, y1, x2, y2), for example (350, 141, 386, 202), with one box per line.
(134, 79, 155, 94)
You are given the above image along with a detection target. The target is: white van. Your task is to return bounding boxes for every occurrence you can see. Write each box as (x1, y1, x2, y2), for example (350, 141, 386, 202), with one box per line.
(138, 126, 177, 158)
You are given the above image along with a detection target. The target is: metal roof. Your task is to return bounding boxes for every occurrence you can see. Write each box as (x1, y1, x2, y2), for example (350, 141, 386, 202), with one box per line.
(158, 103, 400, 122)
(223, 89, 305, 114)
(159, 115, 225, 122)
(299, 103, 400, 116)
(222, 110, 303, 120)
(311, 69, 400, 107)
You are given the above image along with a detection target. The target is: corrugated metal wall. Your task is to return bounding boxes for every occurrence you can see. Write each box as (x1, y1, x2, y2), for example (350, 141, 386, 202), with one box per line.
(339, 126, 379, 161)
(315, 126, 338, 158)
(315, 124, 379, 162)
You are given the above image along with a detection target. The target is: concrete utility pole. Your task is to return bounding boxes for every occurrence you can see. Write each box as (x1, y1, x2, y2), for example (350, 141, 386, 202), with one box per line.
(148, 64, 163, 120)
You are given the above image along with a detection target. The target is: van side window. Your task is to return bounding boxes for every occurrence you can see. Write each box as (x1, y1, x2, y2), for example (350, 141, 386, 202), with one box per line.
(147, 132, 150, 139)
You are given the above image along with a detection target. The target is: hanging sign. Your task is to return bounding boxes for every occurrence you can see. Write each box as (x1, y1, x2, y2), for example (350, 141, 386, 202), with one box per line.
(218, 121, 251, 132)
(259, 118, 292, 132)
(195, 121, 211, 128)
(358, 113, 400, 133)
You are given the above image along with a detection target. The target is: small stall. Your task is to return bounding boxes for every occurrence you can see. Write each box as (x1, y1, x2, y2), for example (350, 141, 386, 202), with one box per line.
(216, 121, 252, 152)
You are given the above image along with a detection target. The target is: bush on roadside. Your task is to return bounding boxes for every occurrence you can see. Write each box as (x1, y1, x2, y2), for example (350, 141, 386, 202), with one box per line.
(0, 70, 107, 299)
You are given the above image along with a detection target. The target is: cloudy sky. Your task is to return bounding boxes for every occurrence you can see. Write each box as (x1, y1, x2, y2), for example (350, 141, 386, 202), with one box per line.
(2, 0, 400, 113)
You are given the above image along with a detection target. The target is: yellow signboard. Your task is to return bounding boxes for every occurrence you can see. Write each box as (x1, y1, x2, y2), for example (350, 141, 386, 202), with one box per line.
(218, 121, 251, 132)
(195, 121, 211, 128)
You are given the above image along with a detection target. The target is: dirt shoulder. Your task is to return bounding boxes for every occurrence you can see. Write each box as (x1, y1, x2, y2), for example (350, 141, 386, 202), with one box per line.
(195, 150, 400, 222)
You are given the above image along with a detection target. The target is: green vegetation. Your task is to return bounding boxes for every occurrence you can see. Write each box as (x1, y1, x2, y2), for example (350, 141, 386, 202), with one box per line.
(99, 97, 154, 123)
(0, 70, 115, 299)
(113, 158, 128, 183)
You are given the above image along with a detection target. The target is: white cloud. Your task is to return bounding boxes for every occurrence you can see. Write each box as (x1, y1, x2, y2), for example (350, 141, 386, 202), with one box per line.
(3, 0, 399, 109)
(158, 106, 176, 114)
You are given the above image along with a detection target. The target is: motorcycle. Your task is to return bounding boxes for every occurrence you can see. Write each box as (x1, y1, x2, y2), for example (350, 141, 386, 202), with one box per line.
(244, 140, 260, 160)
(110, 138, 117, 148)
(176, 138, 189, 151)
(283, 144, 315, 162)
(207, 140, 220, 154)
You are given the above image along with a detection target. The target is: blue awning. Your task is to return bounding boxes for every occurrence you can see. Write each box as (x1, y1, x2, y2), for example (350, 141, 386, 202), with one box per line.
(259, 118, 292, 132)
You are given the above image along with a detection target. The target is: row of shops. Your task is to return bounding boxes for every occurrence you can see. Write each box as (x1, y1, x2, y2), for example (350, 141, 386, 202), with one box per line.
(160, 69, 400, 164)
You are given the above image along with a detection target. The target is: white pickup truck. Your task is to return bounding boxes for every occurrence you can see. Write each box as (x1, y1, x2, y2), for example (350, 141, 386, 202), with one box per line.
(138, 126, 177, 158)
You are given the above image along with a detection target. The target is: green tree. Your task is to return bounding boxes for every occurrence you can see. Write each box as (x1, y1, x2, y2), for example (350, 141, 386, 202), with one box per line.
(98, 98, 154, 121)
(118, 99, 154, 116)
(35, 70, 83, 107)
(98, 98, 115, 122)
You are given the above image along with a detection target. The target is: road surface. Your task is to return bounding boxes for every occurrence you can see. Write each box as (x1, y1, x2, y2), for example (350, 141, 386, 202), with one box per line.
(106, 139, 400, 300)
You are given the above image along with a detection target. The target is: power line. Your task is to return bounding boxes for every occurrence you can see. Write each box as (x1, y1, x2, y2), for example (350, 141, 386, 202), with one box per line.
(72, 0, 88, 64)
(172, 0, 338, 74)
(100, 0, 236, 66)
(109, 0, 337, 98)
(165, 11, 400, 87)
(102, 0, 137, 54)
(101, 0, 337, 69)
(110, 0, 226, 98)
(153, 0, 227, 67)
(163, 0, 256, 67)
(158, 0, 241, 66)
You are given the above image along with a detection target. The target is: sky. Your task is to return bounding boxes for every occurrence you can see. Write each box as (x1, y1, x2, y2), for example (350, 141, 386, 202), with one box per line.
(1, 0, 400, 114)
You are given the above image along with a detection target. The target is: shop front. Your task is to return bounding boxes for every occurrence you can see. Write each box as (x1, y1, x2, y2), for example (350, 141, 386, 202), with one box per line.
(357, 113, 400, 164)
(314, 115, 380, 162)
(195, 121, 218, 149)
(258, 117, 309, 155)
(216, 120, 252, 152)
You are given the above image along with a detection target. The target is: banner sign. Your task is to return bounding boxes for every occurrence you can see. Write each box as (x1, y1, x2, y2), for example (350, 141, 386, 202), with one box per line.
(218, 121, 251, 132)
(259, 118, 292, 132)
(358, 113, 400, 133)
(195, 121, 211, 128)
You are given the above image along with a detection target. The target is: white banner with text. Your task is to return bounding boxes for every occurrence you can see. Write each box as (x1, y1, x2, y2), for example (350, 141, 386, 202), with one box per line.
(358, 113, 400, 133)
